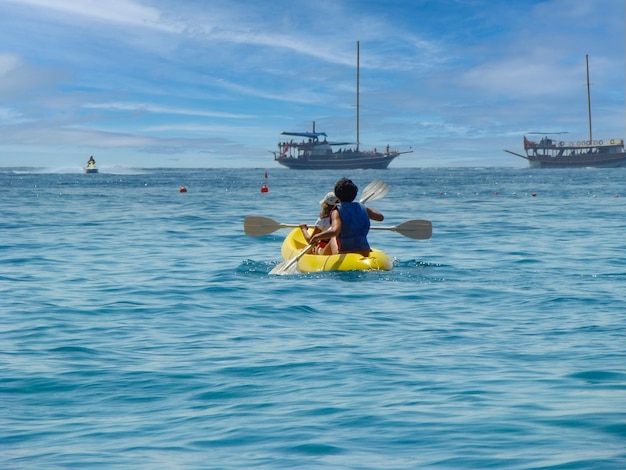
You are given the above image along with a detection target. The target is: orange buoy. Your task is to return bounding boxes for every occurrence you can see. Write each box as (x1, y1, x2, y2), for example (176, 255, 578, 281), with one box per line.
(179, 186, 187, 193)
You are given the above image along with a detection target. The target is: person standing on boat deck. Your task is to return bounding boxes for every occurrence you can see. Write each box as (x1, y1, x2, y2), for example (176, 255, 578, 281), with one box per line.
(299, 192, 339, 255)
(309, 178, 384, 257)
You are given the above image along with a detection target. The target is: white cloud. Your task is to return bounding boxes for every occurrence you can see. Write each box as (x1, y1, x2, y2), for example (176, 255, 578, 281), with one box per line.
(0, 53, 20, 76)
(0, 106, 21, 121)
(83, 102, 254, 120)
(0, 0, 181, 32)
(461, 59, 581, 97)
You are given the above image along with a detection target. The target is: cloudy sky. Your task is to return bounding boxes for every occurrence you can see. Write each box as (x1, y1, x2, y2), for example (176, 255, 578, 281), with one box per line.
(0, 0, 623, 168)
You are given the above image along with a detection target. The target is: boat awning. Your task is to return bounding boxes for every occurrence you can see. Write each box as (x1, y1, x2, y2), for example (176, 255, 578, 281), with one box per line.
(281, 131, 327, 139)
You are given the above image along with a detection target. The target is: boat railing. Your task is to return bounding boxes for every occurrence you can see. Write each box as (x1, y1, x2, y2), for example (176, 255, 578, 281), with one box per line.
(525, 137, 623, 151)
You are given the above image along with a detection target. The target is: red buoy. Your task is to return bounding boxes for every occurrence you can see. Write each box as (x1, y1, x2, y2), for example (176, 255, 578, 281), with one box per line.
(260, 172, 269, 192)
(179, 186, 187, 193)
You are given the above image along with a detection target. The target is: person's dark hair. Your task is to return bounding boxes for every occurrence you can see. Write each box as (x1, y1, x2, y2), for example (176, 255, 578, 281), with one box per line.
(334, 178, 358, 202)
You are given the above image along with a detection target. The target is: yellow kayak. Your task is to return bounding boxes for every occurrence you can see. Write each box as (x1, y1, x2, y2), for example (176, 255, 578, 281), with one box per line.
(280, 228, 393, 273)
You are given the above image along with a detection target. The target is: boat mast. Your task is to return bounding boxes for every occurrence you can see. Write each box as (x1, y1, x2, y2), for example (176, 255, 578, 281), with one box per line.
(586, 54, 593, 144)
(356, 40, 360, 151)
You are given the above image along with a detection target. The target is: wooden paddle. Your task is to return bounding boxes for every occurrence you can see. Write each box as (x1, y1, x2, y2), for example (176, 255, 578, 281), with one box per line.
(265, 180, 390, 275)
(247, 216, 432, 240)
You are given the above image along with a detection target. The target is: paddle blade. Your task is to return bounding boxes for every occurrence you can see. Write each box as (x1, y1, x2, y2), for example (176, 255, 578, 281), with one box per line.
(369, 219, 432, 239)
(360, 179, 389, 203)
(244, 216, 283, 236)
(393, 220, 432, 239)
(269, 258, 300, 275)
(269, 242, 313, 275)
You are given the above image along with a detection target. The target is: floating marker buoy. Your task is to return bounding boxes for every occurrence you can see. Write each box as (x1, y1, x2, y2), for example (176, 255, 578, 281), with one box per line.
(179, 186, 187, 193)
(260, 184, 269, 193)
(531, 193, 537, 197)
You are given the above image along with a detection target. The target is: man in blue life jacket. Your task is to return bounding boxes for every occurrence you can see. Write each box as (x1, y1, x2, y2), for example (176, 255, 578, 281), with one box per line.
(309, 178, 384, 256)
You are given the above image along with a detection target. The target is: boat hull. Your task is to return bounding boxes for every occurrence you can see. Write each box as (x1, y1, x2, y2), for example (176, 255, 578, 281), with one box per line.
(276, 153, 398, 170)
(527, 154, 626, 168)
(85, 168, 98, 173)
(280, 228, 392, 272)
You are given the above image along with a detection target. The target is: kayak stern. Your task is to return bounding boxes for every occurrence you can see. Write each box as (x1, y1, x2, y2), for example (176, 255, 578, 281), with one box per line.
(280, 228, 392, 273)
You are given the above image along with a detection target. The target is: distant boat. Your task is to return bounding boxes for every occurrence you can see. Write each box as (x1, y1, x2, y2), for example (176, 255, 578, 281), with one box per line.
(85, 156, 98, 173)
(505, 55, 626, 168)
(506, 135, 626, 169)
(273, 41, 412, 170)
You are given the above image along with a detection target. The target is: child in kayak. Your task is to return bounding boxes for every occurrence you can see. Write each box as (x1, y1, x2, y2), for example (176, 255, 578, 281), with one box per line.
(299, 192, 339, 255)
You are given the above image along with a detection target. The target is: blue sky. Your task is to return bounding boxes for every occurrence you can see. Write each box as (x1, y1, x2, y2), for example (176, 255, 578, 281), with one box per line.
(0, 0, 623, 168)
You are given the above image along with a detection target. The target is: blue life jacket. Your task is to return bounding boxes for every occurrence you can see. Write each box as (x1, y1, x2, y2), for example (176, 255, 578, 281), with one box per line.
(337, 202, 370, 252)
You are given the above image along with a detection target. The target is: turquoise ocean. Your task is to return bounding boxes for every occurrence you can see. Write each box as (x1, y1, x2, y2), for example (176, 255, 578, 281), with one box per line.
(1, 166, 625, 469)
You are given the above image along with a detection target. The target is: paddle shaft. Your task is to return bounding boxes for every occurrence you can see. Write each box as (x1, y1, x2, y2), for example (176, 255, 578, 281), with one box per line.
(245, 216, 432, 240)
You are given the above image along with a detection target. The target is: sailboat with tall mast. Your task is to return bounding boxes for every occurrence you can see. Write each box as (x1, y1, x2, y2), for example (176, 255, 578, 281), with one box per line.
(505, 55, 626, 168)
(273, 41, 412, 170)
